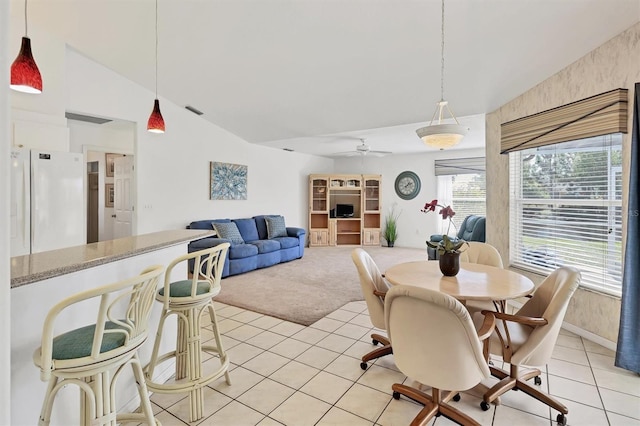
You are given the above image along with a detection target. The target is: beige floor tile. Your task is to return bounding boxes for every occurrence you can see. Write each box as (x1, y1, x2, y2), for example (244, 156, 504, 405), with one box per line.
(270, 392, 332, 426)
(237, 378, 296, 416)
(582, 339, 616, 357)
(548, 358, 596, 385)
(333, 323, 371, 340)
(554, 396, 608, 426)
(316, 333, 357, 353)
(556, 334, 585, 350)
(165, 387, 232, 424)
(349, 313, 374, 328)
(225, 342, 265, 365)
(232, 310, 264, 324)
(152, 410, 190, 426)
(344, 340, 381, 360)
(593, 367, 640, 397)
(310, 317, 345, 333)
(608, 412, 640, 426)
(295, 346, 340, 370)
(372, 353, 401, 373)
(326, 309, 359, 322)
(215, 305, 246, 318)
(198, 400, 264, 426)
(559, 328, 580, 338)
(256, 417, 285, 426)
(212, 301, 229, 310)
(269, 321, 306, 337)
(300, 371, 354, 404)
(224, 324, 264, 341)
(250, 315, 284, 330)
(246, 330, 287, 350)
(552, 345, 590, 366)
(270, 360, 321, 389)
(316, 407, 372, 425)
(447, 392, 496, 425)
(216, 318, 243, 334)
(547, 375, 603, 409)
(377, 397, 423, 426)
(588, 352, 638, 377)
(218, 334, 242, 351)
(492, 405, 551, 426)
(335, 383, 392, 422)
(150, 389, 187, 410)
(268, 338, 312, 358)
(291, 327, 330, 344)
(498, 382, 553, 419)
(324, 354, 369, 382)
(209, 366, 264, 399)
(243, 351, 290, 376)
(356, 364, 406, 394)
(600, 388, 640, 420)
(341, 301, 368, 314)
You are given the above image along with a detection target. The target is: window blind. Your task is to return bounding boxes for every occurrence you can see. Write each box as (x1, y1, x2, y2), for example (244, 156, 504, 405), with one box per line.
(501, 89, 628, 154)
(509, 134, 623, 295)
(434, 157, 485, 176)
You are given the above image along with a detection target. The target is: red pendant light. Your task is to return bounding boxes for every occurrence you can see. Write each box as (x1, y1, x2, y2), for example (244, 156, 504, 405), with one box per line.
(11, 0, 42, 94)
(147, 0, 165, 133)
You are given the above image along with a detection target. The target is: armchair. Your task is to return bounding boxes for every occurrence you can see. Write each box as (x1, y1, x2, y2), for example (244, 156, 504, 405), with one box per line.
(427, 215, 486, 260)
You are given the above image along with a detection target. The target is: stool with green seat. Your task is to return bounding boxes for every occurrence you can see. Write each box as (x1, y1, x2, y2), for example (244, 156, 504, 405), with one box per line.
(144, 243, 231, 422)
(33, 265, 165, 426)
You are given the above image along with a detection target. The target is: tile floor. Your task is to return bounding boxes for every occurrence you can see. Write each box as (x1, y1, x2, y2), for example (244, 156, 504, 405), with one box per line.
(147, 301, 640, 426)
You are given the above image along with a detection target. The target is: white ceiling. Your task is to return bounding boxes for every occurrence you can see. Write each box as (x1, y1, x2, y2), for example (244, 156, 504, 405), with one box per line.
(16, 0, 640, 157)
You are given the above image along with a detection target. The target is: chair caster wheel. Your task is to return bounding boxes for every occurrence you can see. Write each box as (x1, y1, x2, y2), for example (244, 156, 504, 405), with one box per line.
(480, 401, 490, 411)
(557, 414, 567, 425)
(360, 362, 368, 370)
(372, 339, 379, 346)
(534, 376, 542, 386)
(393, 391, 401, 400)
(452, 393, 461, 402)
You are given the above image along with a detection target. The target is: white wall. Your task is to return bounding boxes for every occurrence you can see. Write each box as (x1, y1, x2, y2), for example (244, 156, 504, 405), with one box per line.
(334, 147, 486, 248)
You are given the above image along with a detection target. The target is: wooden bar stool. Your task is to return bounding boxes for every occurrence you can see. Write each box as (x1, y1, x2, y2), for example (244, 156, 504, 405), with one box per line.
(33, 265, 165, 426)
(144, 243, 231, 422)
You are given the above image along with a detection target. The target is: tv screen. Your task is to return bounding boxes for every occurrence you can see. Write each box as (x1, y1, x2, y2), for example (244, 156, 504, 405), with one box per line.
(336, 204, 354, 217)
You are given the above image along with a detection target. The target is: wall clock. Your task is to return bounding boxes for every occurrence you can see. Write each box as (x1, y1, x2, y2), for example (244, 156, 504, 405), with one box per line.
(394, 171, 421, 200)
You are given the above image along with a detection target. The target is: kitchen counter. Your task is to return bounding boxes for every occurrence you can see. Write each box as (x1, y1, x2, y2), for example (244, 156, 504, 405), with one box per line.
(10, 229, 213, 288)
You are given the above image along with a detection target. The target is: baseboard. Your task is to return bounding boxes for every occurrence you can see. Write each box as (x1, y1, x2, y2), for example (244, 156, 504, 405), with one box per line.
(120, 359, 176, 414)
(508, 300, 617, 351)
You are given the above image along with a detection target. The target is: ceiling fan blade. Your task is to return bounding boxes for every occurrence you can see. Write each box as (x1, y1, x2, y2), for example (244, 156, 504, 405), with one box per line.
(331, 151, 361, 157)
(369, 150, 392, 157)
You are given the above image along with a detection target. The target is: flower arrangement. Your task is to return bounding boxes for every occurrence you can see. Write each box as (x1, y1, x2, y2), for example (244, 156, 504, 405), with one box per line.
(422, 199, 467, 255)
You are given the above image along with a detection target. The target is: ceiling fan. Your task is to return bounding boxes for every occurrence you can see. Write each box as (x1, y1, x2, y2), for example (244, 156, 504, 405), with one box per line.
(332, 139, 392, 157)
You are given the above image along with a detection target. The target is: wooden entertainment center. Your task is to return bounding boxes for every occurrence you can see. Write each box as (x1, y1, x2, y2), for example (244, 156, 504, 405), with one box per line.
(308, 174, 382, 247)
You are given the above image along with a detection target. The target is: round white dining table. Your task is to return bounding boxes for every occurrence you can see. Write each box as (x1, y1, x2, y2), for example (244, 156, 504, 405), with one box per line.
(384, 261, 534, 302)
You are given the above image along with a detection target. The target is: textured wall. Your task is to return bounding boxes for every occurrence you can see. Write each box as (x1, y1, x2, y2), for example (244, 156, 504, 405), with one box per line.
(486, 22, 640, 343)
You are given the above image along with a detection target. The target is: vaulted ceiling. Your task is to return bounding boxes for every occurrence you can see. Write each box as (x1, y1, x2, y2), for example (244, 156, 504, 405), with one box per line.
(13, 0, 640, 156)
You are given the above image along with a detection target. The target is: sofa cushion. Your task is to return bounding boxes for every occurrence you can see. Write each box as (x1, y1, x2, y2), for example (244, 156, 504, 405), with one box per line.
(190, 219, 229, 230)
(248, 239, 281, 254)
(229, 243, 259, 259)
(234, 218, 260, 242)
(266, 216, 287, 239)
(213, 222, 245, 245)
(253, 215, 280, 240)
(273, 236, 299, 249)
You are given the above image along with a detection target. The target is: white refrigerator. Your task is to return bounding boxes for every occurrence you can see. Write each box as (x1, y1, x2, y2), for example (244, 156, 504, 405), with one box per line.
(10, 148, 86, 256)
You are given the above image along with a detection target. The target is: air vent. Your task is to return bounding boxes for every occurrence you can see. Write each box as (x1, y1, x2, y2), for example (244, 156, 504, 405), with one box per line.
(65, 112, 112, 125)
(282, 148, 294, 152)
(185, 105, 204, 115)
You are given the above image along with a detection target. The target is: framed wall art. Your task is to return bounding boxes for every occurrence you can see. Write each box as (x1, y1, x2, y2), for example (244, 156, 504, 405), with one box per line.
(210, 162, 248, 200)
(105, 153, 124, 177)
(105, 183, 115, 207)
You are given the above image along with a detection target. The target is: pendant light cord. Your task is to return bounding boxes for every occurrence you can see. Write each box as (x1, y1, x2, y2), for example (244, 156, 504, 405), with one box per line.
(440, 0, 445, 102)
(155, 0, 159, 97)
(24, 0, 28, 36)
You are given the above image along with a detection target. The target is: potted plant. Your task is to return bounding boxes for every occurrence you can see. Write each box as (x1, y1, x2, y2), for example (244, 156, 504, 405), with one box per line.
(382, 205, 401, 247)
(422, 199, 468, 275)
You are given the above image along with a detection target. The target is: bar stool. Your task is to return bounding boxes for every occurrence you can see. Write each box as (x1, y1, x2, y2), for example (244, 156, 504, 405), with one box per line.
(144, 243, 231, 422)
(33, 265, 165, 426)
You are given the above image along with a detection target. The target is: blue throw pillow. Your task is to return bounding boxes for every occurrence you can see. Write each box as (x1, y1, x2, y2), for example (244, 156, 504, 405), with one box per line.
(265, 216, 287, 239)
(213, 222, 245, 245)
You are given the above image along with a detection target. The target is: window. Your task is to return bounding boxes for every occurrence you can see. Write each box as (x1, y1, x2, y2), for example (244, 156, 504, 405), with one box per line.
(436, 157, 486, 233)
(509, 134, 622, 295)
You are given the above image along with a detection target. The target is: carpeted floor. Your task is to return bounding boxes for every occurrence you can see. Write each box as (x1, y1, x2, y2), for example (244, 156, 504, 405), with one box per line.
(215, 246, 428, 325)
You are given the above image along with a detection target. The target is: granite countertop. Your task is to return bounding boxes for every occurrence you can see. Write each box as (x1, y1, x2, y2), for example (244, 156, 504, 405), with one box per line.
(11, 229, 214, 288)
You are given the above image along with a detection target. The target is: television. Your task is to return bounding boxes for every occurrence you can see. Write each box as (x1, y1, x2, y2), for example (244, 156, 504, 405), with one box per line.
(336, 203, 354, 218)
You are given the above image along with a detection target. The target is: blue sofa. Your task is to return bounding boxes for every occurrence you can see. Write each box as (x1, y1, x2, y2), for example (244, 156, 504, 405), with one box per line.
(187, 215, 306, 278)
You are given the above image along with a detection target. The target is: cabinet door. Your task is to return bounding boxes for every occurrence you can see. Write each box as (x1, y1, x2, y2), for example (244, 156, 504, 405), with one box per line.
(363, 229, 380, 246)
(328, 220, 337, 246)
(310, 177, 329, 212)
(309, 229, 328, 246)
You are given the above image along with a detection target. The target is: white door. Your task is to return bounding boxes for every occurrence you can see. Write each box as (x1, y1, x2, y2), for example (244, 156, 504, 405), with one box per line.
(113, 156, 134, 239)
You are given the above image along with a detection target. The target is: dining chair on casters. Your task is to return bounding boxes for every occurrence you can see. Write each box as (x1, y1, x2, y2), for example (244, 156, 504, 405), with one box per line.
(385, 285, 496, 426)
(351, 248, 392, 370)
(460, 242, 505, 316)
(144, 243, 231, 423)
(33, 265, 165, 426)
(476, 266, 581, 426)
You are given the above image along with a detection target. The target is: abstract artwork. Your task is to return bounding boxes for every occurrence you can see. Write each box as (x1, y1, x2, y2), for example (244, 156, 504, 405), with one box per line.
(210, 162, 248, 200)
